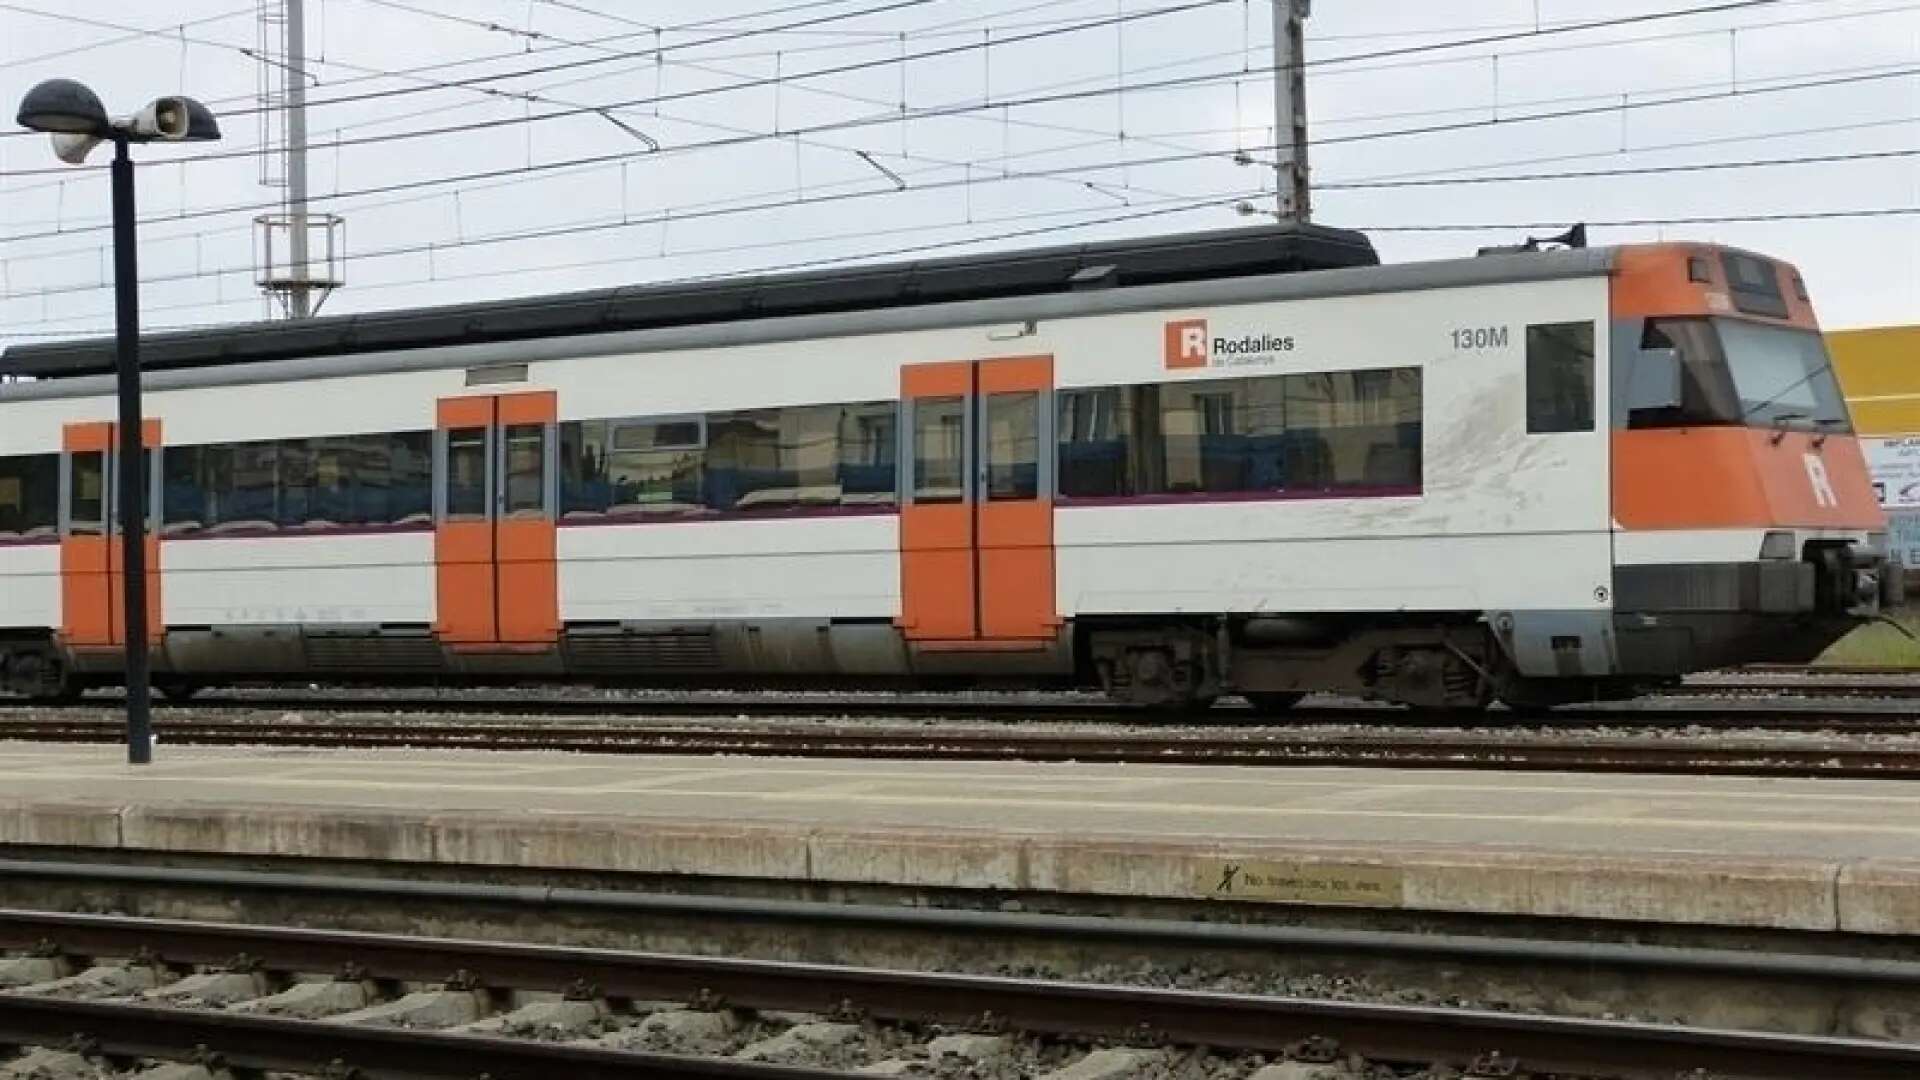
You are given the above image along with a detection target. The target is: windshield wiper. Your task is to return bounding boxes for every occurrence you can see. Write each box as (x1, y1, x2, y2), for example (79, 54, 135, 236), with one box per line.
(1768, 412, 1808, 445)
(1813, 416, 1846, 448)
(1741, 359, 1837, 428)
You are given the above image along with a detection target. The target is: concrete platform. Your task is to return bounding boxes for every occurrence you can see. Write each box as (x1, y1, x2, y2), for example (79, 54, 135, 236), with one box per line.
(0, 743, 1916, 934)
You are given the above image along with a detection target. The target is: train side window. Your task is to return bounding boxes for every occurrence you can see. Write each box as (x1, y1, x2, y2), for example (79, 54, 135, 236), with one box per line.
(277, 439, 316, 529)
(559, 420, 609, 518)
(308, 437, 358, 526)
(707, 406, 838, 513)
(0, 454, 59, 539)
(606, 416, 704, 514)
(1526, 321, 1596, 434)
(837, 401, 898, 507)
(390, 432, 434, 525)
(1057, 388, 1131, 498)
(1058, 369, 1421, 501)
(161, 446, 205, 534)
(68, 451, 106, 536)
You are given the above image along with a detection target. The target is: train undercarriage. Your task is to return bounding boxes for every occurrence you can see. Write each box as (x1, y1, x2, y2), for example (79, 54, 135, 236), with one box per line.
(0, 602, 1880, 715)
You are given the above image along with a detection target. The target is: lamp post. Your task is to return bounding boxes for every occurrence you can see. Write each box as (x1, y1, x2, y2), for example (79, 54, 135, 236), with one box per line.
(15, 79, 221, 765)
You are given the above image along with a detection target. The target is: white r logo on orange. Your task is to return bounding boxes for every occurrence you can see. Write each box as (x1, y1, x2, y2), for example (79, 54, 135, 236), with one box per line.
(1803, 453, 1839, 509)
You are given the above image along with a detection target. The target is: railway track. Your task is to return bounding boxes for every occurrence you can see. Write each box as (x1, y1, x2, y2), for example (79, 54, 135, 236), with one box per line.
(0, 909, 1913, 1079)
(0, 712, 1915, 777)
(13, 685, 1920, 729)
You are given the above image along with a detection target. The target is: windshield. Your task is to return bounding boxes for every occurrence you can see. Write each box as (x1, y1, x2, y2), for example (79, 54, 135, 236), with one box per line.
(1617, 317, 1851, 433)
(1719, 320, 1848, 431)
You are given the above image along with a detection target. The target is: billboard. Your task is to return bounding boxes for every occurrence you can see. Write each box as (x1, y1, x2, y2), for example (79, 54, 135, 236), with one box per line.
(1865, 437, 1920, 568)
(1865, 436, 1920, 509)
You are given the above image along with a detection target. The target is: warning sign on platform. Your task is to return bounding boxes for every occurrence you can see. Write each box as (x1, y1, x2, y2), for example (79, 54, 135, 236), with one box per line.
(1196, 859, 1403, 906)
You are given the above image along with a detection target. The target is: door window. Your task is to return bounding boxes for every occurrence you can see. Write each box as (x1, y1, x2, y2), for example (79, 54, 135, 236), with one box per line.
(69, 451, 106, 535)
(985, 392, 1039, 501)
(913, 396, 966, 504)
(445, 427, 488, 519)
(502, 423, 546, 518)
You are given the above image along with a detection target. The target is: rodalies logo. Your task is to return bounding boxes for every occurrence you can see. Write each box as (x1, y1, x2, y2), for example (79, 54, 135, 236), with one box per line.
(1164, 318, 1211, 369)
(1163, 318, 1295, 370)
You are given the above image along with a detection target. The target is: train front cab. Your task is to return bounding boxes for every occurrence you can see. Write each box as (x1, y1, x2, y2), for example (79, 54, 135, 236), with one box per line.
(1601, 244, 1895, 684)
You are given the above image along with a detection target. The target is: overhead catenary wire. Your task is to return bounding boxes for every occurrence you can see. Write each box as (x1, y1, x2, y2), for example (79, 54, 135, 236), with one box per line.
(6, 50, 1913, 265)
(9, 195, 1920, 343)
(1, 0, 1909, 339)
(3, 49, 1915, 303)
(7, 0, 1908, 218)
(0, 0, 1815, 169)
(5, 124, 1915, 259)
(0, 188, 1272, 338)
(0, 3, 259, 70)
(0, 0, 947, 143)
(6, 125, 1919, 307)
(3, 33, 1904, 299)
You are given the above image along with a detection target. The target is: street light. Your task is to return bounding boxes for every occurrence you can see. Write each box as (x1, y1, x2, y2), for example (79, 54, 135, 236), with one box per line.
(15, 79, 221, 766)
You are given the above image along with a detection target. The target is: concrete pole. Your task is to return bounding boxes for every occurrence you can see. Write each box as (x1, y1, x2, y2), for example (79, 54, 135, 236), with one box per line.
(286, 0, 312, 317)
(1272, 0, 1310, 221)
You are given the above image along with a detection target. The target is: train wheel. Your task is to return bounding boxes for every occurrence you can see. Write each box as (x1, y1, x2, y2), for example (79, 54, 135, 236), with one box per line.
(9, 652, 81, 705)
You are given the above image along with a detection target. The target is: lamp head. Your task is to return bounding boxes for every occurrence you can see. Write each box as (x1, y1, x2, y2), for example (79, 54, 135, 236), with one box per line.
(129, 96, 220, 142)
(16, 78, 109, 135)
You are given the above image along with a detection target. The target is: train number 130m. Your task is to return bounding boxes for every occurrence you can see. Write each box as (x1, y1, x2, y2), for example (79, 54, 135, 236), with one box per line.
(1450, 326, 1510, 351)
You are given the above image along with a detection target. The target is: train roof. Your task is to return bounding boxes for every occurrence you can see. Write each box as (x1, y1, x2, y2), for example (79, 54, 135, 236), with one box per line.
(0, 221, 1376, 382)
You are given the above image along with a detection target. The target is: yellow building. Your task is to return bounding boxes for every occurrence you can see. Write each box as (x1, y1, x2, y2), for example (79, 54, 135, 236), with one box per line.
(1830, 325, 1920, 570)
(1830, 325, 1920, 436)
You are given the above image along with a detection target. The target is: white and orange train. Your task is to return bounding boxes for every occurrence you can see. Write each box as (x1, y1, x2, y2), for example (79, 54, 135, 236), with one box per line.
(0, 223, 1896, 709)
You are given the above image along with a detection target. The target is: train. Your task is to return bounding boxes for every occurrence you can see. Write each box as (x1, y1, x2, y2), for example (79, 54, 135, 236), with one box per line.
(0, 222, 1896, 710)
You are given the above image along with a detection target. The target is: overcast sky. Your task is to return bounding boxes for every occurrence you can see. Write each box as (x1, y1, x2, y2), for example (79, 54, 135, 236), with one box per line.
(0, 0, 1914, 349)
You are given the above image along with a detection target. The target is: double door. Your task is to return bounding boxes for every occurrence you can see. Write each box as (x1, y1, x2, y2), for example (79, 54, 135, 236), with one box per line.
(899, 356, 1058, 644)
(59, 420, 161, 649)
(434, 392, 559, 647)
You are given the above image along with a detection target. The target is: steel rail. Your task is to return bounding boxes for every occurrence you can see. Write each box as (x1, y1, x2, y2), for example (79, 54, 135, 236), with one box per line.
(12, 690, 1920, 731)
(0, 910, 1915, 1079)
(0, 715, 1912, 776)
(0, 995, 849, 1080)
(4, 861, 1915, 989)
(1664, 681, 1920, 700)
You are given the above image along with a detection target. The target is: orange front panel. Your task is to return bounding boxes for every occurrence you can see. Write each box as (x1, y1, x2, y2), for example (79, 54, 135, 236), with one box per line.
(977, 500, 1056, 640)
(495, 518, 559, 644)
(60, 536, 112, 648)
(900, 503, 976, 640)
(1610, 244, 1819, 330)
(1613, 428, 1884, 531)
(434, 519, 497, 643)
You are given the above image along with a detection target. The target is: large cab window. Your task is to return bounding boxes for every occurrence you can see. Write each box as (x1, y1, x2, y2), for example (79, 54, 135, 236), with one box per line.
(1616, 317, 1848, 433)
